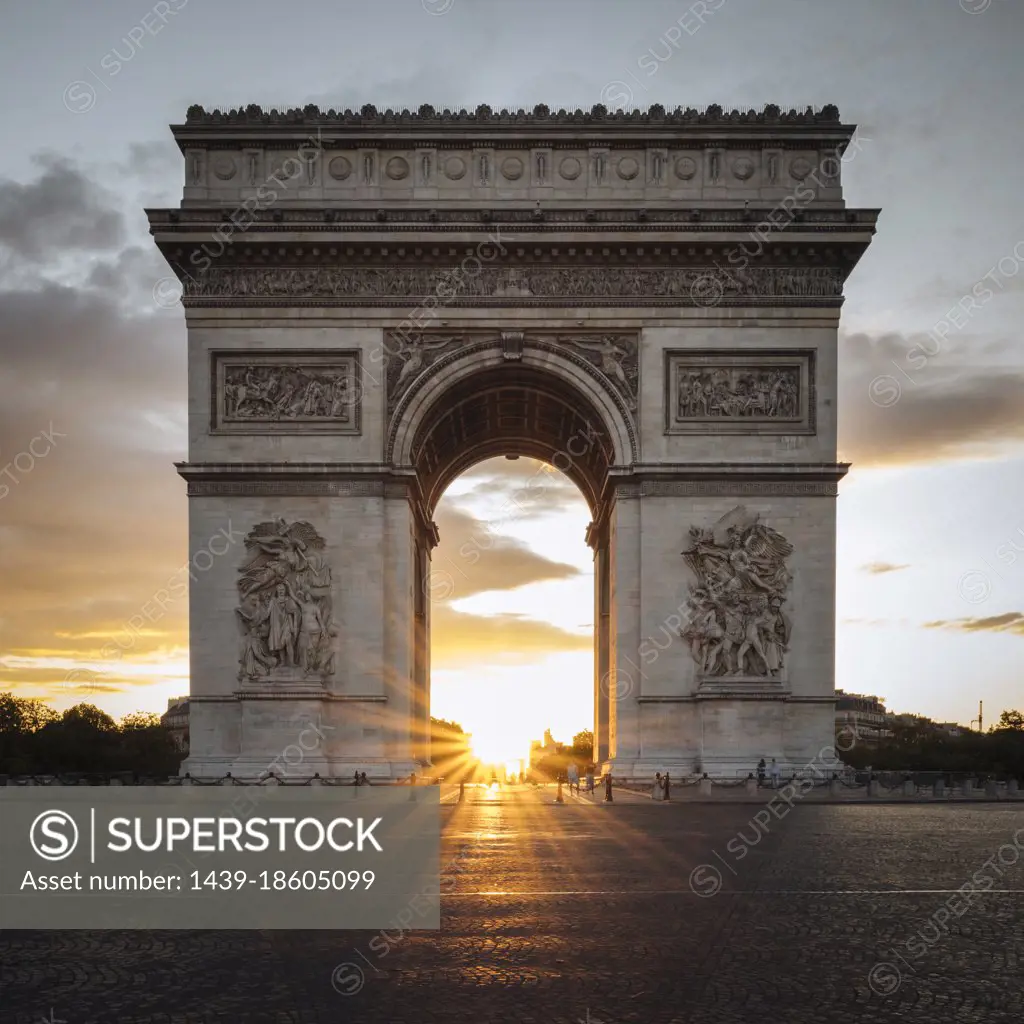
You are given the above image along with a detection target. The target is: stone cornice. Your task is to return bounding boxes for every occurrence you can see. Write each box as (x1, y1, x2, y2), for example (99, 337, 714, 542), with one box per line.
(148, 207, 879, 232)
(179, 103, 848, 133)
(176, 462, 419, 496)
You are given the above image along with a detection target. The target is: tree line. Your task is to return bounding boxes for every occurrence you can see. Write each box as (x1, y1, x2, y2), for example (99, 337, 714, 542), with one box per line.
(842, 709, 1024, 777)
(0, 694, 180, 777)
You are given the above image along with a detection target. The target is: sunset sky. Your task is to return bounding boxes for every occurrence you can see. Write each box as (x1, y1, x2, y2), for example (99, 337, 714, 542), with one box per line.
(1, 0, 1022, 759)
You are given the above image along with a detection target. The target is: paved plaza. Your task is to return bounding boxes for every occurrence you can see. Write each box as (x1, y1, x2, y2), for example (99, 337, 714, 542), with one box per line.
(2, 788, 1022, 1023)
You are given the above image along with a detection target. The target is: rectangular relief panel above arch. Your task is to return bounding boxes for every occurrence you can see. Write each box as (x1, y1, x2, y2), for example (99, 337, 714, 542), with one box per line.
(663, 349, 815, 436)
(210, 350, 362, 435)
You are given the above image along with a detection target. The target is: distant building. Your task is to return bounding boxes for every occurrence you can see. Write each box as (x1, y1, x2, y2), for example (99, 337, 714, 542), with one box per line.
(529, 729, 560, 768)
(835, 690, 893, 745)
(161, 696, 190, 753)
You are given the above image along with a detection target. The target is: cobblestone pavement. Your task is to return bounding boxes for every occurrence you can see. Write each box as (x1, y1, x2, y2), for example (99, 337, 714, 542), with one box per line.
(2, 788, 1022, 1022)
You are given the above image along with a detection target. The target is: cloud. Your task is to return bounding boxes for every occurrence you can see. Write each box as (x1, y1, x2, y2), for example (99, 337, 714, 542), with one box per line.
(431, 605, 590, 668)
(0, 155, 190, 709)
(861, 562, 910, 575)
(923, 613, 1024, 635)
(0, 154, 126, 263)
(838, 330, 1024, 465)
(432, 504, 581, 599)
(459, 458, 582, 516)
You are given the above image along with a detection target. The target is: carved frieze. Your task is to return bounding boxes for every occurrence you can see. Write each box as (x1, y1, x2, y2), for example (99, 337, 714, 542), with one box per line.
(665, 350, 815, 435)
(559, 335, 638, 411)
(236, 519, 336, 684)
(212, 352, 361, 434)
(385, 334, 467, 418)
(183, 265, 844, 305)
(679, 506, 793, 680)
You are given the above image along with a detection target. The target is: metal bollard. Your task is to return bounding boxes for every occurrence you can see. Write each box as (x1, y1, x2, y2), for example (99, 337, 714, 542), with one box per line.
(604, 774, 613, 803)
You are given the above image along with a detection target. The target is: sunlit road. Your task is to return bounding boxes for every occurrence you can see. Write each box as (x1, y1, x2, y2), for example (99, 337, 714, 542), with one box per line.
(2, 785, 1022, 1022)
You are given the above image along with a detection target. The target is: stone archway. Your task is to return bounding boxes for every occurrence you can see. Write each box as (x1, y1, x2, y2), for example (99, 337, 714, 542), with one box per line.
(387, 331, 638, 772)
(155, 102, 877, 780)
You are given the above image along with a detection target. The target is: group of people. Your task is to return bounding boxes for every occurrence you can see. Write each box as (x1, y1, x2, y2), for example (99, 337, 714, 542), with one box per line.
(757, 757, 782, 787)
(652, 771, 672, 801)
(352, 771, 370, 786)
(561, 764, 595, 795)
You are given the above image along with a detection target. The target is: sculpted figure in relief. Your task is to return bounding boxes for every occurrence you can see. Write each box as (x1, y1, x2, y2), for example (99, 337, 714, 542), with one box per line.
(680, 507, 793, 679)
(235, 519, 336, 682)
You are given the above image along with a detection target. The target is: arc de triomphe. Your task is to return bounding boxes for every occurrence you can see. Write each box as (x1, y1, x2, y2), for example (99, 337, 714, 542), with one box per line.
(149, 103, 876, 780)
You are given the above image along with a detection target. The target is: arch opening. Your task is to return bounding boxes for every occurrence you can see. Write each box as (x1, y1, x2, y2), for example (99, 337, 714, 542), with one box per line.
(428, 455, 596, 779)
(410, 363, 617, 519)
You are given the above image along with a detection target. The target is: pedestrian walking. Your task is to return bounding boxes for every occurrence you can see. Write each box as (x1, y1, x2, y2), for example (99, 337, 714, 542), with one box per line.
(567, 763, 580, 795)
(585, 766, 595, 793)
(769, 758, 780, 789)
(652, 772, 665, 801)
(757, 758, 766, 787)
(664, 772, 671, 801)
(353, 770, 361, 787)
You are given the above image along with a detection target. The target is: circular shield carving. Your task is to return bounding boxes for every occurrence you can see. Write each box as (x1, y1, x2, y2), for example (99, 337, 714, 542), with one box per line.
(328, 156, 352, 180)
(674, 156, 697, 180)
(732, 157, 755, 180)
(212, 156, 236, 181)
(385, 156, 410, 180)
(444, 156, 467, 180)
(789, 157, 812, 180)
(616, 157, 639, 180)
(820, 155, 841, 182)
(559, 157, 582, 180)
(501, 156, 524, 180)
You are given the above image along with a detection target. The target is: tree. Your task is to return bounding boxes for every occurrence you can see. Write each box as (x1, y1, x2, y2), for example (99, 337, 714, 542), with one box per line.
(571, 729, 594, 762)
(995, 709, 1024, 731)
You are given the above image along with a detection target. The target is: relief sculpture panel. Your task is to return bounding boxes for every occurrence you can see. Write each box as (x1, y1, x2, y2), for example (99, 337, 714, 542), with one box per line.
(212, 352, 361, 434)
(235, 519, 336, 685)
(679, 506, 793, 681)
(665, 350, 814, 435)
